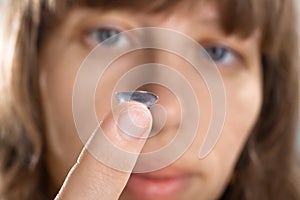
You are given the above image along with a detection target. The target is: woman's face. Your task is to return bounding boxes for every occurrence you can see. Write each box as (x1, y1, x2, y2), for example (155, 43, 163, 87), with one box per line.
(39, 1, 262, 200)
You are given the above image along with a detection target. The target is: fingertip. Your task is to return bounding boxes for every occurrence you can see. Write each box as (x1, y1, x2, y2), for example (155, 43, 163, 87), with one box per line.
(116, 101, 152, 139)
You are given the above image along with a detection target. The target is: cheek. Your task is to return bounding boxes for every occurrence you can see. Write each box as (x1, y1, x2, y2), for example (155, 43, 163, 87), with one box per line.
(39, 42, 89, 187)
(225, 68, 262, 150)
(207, 68, 262, 188)
(179, 66, 262, 200)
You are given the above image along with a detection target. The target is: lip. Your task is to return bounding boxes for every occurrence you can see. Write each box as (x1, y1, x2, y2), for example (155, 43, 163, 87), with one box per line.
(125, 168, 195, 200)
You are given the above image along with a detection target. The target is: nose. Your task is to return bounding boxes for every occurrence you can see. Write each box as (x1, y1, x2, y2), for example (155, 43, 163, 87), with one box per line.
(133, 49, 201, 152)
(138, 83, 181, 134)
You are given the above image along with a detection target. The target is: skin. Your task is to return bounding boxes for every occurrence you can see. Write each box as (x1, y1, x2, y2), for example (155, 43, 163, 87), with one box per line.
(38, 1, 262, 200)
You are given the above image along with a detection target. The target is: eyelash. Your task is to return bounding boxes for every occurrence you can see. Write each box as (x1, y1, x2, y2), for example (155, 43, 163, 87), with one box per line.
(86, 27, 238, 67)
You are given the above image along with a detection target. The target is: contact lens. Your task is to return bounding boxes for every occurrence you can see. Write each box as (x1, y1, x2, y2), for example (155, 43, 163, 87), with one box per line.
(115, 91, 158, 107)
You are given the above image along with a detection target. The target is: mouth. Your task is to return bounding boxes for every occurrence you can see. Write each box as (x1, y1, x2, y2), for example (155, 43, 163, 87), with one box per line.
(125, 168, 196, 200)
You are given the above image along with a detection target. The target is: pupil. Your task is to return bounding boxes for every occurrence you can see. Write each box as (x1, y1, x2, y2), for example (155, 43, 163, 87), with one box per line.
(207, 48, 225, 60)
(100, 29, 120, 45)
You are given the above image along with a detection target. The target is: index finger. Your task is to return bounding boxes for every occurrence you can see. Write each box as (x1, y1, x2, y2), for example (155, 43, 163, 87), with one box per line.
(55, 102, 152, 200)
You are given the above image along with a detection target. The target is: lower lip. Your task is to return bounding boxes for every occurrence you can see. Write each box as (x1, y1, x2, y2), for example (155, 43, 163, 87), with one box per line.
(125, 173, 192, 200)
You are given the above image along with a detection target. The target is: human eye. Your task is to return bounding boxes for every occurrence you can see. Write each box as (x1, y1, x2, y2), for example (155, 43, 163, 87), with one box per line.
(86, 27, 130, 48)
(204, 46, 237, 66)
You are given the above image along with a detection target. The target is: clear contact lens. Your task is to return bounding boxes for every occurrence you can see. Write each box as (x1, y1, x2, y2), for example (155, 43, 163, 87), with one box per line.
(115, 91, 158, 107)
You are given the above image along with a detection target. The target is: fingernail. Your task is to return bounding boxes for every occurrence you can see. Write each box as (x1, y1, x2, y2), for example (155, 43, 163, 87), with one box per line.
(117, 103, 152, 138)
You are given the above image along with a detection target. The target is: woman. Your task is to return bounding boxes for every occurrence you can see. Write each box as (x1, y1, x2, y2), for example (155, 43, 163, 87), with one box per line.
(0, 0, 299, 199)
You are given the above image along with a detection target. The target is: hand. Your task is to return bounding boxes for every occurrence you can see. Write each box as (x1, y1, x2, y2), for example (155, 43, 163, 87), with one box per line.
(54, 102, 152, 200)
